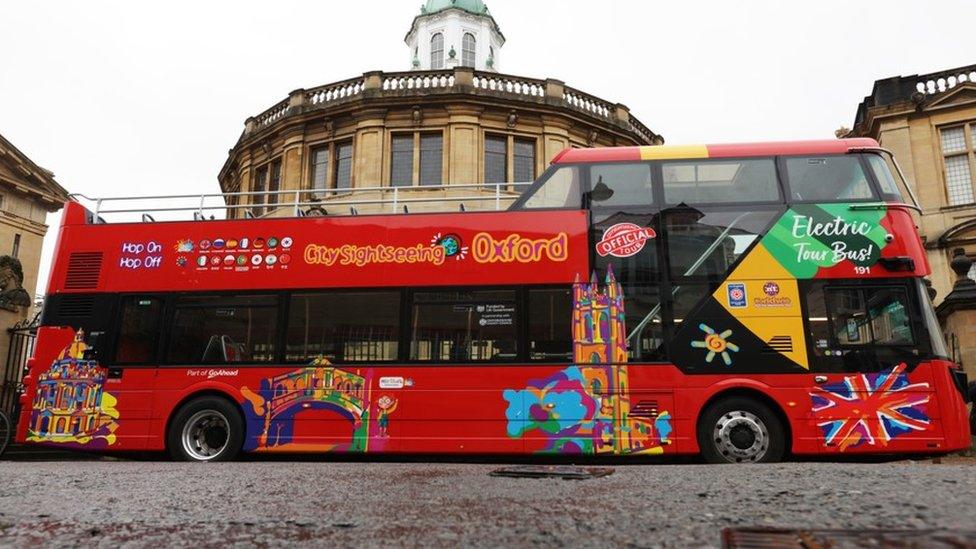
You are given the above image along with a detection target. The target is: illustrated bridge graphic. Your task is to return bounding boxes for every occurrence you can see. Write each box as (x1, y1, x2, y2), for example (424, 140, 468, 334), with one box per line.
(243, 365, 372, 450)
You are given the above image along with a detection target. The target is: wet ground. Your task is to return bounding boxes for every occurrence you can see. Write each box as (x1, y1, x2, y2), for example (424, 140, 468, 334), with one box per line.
(1, 456, 975, 547)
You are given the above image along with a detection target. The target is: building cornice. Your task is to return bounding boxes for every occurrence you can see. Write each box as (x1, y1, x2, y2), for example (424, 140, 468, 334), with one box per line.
(0, 133, 70, 211)
(405, 8, 505, 44)
(850, 64, 976, 137)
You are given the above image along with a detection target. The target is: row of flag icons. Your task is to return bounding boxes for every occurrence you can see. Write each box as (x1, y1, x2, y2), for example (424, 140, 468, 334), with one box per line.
(199, 236, 293, 251)
(195, 253, 292, 267)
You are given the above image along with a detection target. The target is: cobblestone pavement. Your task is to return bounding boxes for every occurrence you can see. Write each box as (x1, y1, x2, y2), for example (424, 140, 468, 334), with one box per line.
(0, 458, 974, 548)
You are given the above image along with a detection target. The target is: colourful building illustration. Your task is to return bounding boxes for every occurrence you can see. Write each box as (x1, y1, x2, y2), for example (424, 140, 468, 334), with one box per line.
(241, 356, 384, 452)
(27, 329, 119, 446)
(504, 268, 671, 454)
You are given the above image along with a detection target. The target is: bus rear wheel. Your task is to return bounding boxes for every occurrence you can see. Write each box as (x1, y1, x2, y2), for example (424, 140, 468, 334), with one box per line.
(698, 397, 786, 464)
(167, 396, 243, 462)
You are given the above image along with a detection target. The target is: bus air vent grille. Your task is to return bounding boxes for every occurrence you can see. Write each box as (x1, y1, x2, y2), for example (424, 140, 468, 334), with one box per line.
(64, 252, 103, 289)
(57, 294, 95, 317)
(763, 336, 794, 354)
(629, 400, 659, 419)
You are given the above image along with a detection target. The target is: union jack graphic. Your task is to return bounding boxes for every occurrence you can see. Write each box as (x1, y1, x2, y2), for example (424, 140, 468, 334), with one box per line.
(809, 363, 930, 451)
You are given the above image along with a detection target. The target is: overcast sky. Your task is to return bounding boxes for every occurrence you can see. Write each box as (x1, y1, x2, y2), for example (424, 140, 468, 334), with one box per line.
(2, 0, 974, 293)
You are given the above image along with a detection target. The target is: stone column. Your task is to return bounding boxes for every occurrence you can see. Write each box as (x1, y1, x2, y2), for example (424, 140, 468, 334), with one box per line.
(453, 66, 474, 90)
(936, 249, 976, 380)
(353, 109, 388, 188)
(446, 105, 482, 185)
(279, 127, 306, 215)
(544, 79, 565, 107)
(540, 115, 572, 165)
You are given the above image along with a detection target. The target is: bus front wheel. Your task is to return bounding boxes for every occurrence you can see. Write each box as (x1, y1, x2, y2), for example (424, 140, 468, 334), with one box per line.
(697, 397, 786, 464)
(167, 396, 244, 462)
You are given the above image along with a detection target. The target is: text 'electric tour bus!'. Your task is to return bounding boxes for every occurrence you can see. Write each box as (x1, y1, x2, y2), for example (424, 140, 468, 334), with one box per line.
(16, 138, 972, 463)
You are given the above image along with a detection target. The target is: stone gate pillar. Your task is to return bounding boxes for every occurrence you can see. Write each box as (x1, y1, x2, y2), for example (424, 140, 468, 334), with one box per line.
(936, 248, 976, 381)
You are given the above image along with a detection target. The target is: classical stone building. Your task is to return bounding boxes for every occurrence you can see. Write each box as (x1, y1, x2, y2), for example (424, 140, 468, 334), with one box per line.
(219, 0, 660, 218)
(848, 63, 976, 375)
(0, 134, 69, 308)
(0, 132, 69, 413)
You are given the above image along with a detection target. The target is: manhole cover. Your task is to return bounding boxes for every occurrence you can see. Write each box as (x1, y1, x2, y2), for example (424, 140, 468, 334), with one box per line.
(723, 527, 976, 548)
(489, 465, 614, 480)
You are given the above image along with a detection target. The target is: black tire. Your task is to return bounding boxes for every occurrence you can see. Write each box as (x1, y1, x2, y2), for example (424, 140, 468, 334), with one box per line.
(167, 396, 243, 462)
(697, 397, 787, 464)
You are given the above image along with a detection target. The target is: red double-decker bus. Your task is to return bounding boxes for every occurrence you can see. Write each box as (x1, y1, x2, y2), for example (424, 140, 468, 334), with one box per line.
(16, 138, 971, 462)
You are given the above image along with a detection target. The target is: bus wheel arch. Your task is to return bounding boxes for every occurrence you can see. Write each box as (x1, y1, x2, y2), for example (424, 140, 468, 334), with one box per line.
(165, 390, 245, 462)
(695, 387, 792, 464)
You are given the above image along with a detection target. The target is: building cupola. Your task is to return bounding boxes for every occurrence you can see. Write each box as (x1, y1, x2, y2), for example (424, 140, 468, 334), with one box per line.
(405, 0, 504, 72)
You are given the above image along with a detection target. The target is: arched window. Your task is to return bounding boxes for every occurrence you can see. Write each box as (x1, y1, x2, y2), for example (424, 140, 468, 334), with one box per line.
(430, 33, 444, 69)
(462, 33, 476, 67)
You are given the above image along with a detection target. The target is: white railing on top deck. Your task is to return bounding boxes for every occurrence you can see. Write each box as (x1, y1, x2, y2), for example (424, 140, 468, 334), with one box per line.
(69, 182, 534, 224)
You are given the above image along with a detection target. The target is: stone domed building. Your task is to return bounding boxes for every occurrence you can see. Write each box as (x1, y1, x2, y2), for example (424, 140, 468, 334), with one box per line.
(219, 0, 661, 217)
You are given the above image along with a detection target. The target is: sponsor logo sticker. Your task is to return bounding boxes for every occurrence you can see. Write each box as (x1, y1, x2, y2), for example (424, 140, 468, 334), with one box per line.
(727, 282, 747, 308)
(753, 281, 793, 308)
(379, 377, 405, 389)
(596, 223, 656, 258)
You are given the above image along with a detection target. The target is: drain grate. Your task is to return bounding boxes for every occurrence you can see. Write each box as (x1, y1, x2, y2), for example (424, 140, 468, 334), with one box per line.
(489, 465, 614, 480)
(723, 527, 976, 548)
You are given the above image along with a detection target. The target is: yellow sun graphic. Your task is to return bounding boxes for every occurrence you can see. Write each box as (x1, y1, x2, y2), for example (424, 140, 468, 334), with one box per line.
(691, 323, 739, 366)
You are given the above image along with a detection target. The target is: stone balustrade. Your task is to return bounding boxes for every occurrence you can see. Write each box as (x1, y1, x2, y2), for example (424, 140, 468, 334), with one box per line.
(383, 71, 455, 91)
(853, 63, 976, 134)
(306, 76, 365, 106)
(562, 86, 613, 120)
(241, 66, 661, 144)
(473, 73, 546, 98)
(915, 66, 976, 95)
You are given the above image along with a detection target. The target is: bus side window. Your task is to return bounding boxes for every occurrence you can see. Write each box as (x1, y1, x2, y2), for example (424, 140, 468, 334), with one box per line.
(588, 162, 653, 207)
(410, 289, 518, 362)
(114, 296, 163, 364)
(806, 283, 917, 373)
(528, 288, 572, 362)
(520, 166, 581, 209)
(165, 295, 278, 364)
(785, 156, 876, 202)
(285, 291, 400, 363)
(662, 158, 779, 205)
(865, 154, 905, 202)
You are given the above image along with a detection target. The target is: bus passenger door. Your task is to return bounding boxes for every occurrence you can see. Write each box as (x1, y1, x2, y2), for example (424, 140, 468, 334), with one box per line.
(802, 280, 943, 454)
(22, 294, 158, 452)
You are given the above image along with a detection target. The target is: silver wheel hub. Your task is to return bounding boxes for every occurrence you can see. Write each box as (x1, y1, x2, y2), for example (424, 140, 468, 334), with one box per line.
(181, 410, 229, 461)
(713, 410, 768, 463)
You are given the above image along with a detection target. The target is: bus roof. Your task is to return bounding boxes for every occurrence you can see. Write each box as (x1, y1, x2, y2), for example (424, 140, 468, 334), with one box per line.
(551, 138, 881, 164)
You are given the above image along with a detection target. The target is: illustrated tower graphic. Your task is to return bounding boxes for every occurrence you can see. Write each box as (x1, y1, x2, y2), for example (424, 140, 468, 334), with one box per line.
(571, 268, 630, 453)
(570, 267, 669, 454)
(572, 267, 627, 366)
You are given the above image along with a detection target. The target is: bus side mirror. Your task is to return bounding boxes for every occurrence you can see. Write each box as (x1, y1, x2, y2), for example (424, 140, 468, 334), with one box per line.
(587, 176, 614, 203)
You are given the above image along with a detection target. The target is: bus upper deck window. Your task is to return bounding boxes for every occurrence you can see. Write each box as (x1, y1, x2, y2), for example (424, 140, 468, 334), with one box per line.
(520, 166, 581, 209)
(865, 153, 906, 203)
(662, 158, 779, 204)
(588, 163, 653, 207)
(786, 156, 876, 202)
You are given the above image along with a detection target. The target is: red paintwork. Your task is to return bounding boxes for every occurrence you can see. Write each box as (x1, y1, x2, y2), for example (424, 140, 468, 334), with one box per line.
(552, 138, 882, 164)
(706, 138, 881, 159)
(47, 204, 589, 293)
(814, 206, 931, 279)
